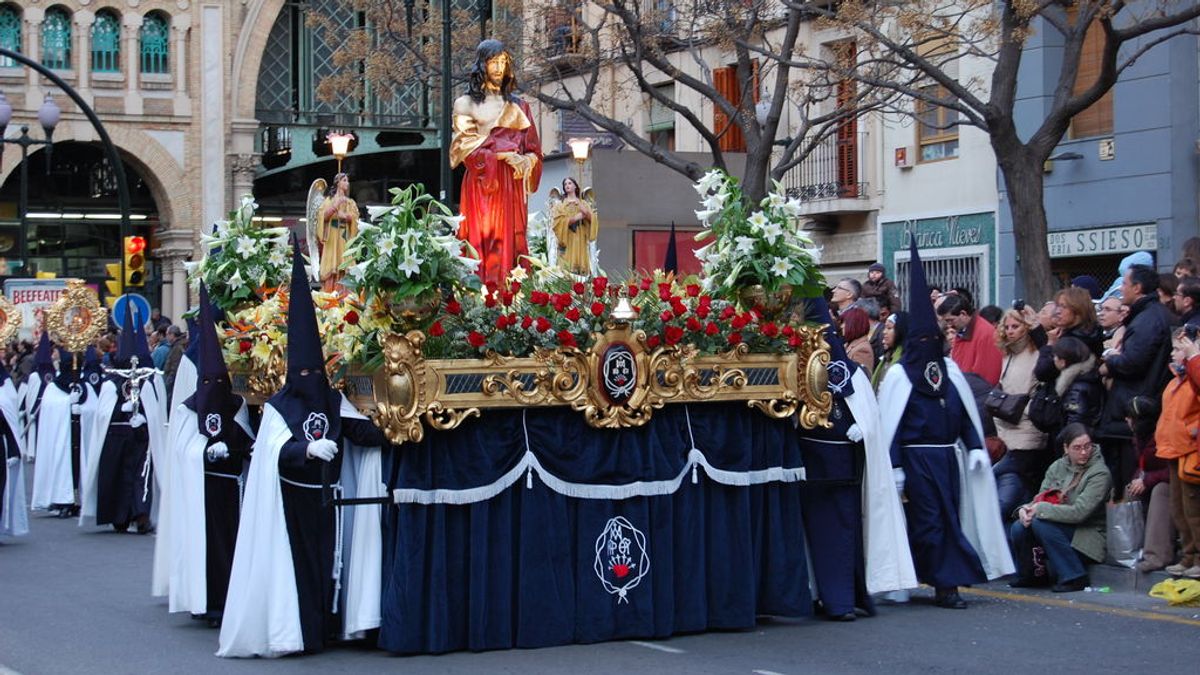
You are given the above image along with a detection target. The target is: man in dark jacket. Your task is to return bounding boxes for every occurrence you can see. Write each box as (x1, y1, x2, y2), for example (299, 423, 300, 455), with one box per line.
(1099, 264, 1176, 487)
(862, 263, 900, 313)
(1174, 276, 1200, 329)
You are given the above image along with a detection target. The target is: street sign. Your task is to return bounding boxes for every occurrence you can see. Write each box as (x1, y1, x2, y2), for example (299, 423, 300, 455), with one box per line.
(112, 293, 151, 329)
(3, 278, 68, 340)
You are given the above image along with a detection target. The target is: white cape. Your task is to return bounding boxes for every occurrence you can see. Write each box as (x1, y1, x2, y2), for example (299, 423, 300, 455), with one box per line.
(153, 358, 196, 602)
(842, 368, 918, 593)
(2, 378, 28, 537)
(165, 399, 253, 615)
(79, 377, 168, 534)
(877, 360, 1015, 581)
(29, 386, 75, 510)
(218, 395, 383, 657)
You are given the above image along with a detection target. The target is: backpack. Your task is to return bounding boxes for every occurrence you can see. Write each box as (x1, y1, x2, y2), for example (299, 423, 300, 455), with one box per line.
(1026, 381, 1064, 433)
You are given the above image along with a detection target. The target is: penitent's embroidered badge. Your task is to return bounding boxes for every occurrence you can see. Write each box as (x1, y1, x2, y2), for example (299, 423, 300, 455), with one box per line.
(923, 361, 943, 391)
(204, 413, 223, 437)
(302, 412, 329, 441)
(593, 516, 650, 604)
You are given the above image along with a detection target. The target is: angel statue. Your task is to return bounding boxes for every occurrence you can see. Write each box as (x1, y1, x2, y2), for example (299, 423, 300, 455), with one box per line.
(548, 176, 598, 276)
(306, 173, 359, 291)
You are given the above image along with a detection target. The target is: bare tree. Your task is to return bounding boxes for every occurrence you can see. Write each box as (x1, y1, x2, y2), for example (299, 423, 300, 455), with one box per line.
(797, 0, 1200, 302)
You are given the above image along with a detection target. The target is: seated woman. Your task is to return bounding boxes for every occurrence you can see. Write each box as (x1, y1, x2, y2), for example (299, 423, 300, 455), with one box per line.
(1009, 423, 1112, 592)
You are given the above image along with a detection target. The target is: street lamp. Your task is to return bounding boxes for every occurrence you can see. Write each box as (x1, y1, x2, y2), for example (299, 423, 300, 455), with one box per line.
(568, 137, 591, 181)
(0, 91, 61, 276)
(327, 131, 354, 173)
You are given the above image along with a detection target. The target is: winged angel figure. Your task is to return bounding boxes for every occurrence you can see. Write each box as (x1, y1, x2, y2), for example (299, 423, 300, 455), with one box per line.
(545, 176, 599, 276)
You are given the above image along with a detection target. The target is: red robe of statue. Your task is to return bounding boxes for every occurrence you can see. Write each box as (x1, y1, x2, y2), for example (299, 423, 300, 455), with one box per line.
(451, 97, 543, 288)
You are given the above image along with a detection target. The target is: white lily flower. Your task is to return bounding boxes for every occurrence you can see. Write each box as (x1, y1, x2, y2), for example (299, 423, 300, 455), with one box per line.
(508, 265, 527, 282)
(398, 254, 424, 278)
(702, 191, 728, 212)
(399, 230, 421, 250)
(747, 211, 770, 231)
(781, 198, 804, 218)
(763, 192, 786, 210)
(770, 256, 793, 277)
(456, 255, 481, 271)
(378, 236, 398, 258)
(239, 195, 258, 222)
(439, 213, 467, 231)
(366, 205, 394, 221)
(734, 236, 757, 255)
(693, 242, 713, 264)
(695, 209, 718, 223)
(228, 269, 245, 290)
(235, 235, 256, 259)
(761, 221, 783, 245)
(694, 169, 725, 195)
(349, 262, 369, 280)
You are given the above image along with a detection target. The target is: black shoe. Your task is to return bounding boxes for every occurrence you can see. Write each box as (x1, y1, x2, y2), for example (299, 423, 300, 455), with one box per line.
(1051, 577, 1088, 593)
(828, 611, 857, 622)
(1008, 576, 1049, 589)
(934, 588, 968, 609)
(113, 521, 129, 533)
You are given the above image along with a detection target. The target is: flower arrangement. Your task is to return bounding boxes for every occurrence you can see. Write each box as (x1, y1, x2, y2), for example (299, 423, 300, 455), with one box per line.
(187, 195, 293, 311)
(421, 271, 810, 359)
(342, 184, 482, 304)
(692, 169, 824, 300)
(220, 287, 389, 377)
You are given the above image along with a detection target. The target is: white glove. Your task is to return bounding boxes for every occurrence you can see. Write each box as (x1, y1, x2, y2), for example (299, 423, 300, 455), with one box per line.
(71, 404, 82, 415)
(306, 438, 339, 462)
(892, 467, 906, 494)
(5, 456, 17, 467)
(846, 424, 864, 443)
(129, 413, 146, 429)
(69, 390, 80, 404)
(121, 401, 134, 413)
(967, 448, 989, 472)
(206, 442, 230, 462)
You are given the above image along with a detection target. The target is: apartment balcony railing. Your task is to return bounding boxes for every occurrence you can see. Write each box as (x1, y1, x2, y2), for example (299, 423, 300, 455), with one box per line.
(779, 131, 869, 205)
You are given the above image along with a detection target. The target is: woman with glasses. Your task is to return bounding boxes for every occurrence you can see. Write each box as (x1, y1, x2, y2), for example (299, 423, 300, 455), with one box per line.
(1008, 423, 1111, 592)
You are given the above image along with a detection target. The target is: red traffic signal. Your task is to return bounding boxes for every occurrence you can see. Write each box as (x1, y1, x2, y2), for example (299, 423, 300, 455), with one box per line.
(125, 235, 146, 254)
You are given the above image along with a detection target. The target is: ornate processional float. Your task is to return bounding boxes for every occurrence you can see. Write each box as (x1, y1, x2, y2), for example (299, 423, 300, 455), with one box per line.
(188, 169, 835, 443)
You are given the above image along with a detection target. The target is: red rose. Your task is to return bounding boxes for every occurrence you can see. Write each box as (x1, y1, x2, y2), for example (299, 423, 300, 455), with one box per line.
(591, 301, 606, 317)
(760, 322, 779, 338)
(556, 330, 577, 348)
(705, 321, 720, 336)
(782, 325, 794, 337)
(535, 316, 552, 333)
(552, 294, 573, 312)
(695, 304, 710, 320)
(686, 317, 701, 332)
(573, 281, 587, 295)
(720, 305, 736, 320)
(467, 331, 486, 348)
(731, 315, 749, 330)
(565, 307, 581, 322)
(628, 284, 640, 298)
(500, 290, 514, 306)
(344, 310, 360, 325)
(429, 321, 445, 337)
(658, 283, 673, 301)
(646, 335, 661, 349)
(521, 315, 534, 329)
(238, 340, 252, 354)
(509, 281, 522, 295)
(788, 334, 801, 349)
(750, 306, 764, 319)
(665, 325, 684, 345)
(495, 314, 509, 330)
(485, 280, 498, 293)
(660, 309, 674, 323)
(530, 291, 549, 306)
(727, 332, 743, 346)
(592, 277, 608, 296)
(640, 277, 653, 291)
(445, 300, 462, 315)
(484, 293, 497, 309)
(671, 298, 687, 317)
(686, 284, 701, 297)
(698, 295, 712, 306)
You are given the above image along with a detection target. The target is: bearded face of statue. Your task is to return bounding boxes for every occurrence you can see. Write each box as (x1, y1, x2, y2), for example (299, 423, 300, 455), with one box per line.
(485, 53, 511, 91)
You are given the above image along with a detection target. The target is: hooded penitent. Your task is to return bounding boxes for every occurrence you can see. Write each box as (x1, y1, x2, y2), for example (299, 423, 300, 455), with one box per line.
(53, 347, 78, 394)
(900, 238, 947, 399)
(33, 332, 55, 386)
(184, 283, 242, 445)
(808, 296, 856, 400)
(81, 345, 104, 394)
(266, 240, 341, 444)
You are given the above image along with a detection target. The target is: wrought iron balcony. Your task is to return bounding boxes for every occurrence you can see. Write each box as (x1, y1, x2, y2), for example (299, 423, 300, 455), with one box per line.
(779, 131, 871, 214)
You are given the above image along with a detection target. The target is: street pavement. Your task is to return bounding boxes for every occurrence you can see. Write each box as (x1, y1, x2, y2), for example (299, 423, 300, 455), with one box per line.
(3, 506, 1200, 675)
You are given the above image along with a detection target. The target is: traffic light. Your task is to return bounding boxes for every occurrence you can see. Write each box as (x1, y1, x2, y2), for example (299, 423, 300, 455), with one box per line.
(124, 236, 146, 287)
(105, 262, 122, 308)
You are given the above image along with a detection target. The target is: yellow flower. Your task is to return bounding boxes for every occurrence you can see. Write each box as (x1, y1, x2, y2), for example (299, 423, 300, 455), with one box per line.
(251, 338, 273, 363)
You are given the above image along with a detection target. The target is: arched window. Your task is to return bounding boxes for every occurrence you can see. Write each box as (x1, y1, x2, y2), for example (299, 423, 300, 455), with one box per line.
(0, 4, 21, 68)
(139, 12, 169, 75)
(41, 6, 71, 70)
(91, 10, 120, 73)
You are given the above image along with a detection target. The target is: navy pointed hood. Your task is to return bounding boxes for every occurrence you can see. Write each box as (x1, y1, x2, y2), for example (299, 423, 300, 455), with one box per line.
(34, 332, 55, 382)
(806, 296, 856, 398)
(267, 239, 341, 444)
(183, 311, 201, 364)
(53, 347, 77, 393)
(132, 312, 153, 368)
(115, 302, 137, 370)
(81, 345, 104, 394)
(185, 283, 242, 442)
(900, 237, 947, 397)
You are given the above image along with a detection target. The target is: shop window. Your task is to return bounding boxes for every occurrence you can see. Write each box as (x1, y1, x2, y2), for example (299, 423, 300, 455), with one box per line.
(896, 252, 981, 307)
(916, 83, 959, 162)
(140, 12, 170, 75)
(1067, 7, 1113, 139)
(91, 10, 121, 73)
(0, 4, 21, 68)
(41, 6, 72, 71)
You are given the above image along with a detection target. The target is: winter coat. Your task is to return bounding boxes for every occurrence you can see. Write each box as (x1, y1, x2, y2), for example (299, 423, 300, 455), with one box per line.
(1155, 356, 1200, 461)
(995, 347, 1046, 451)
(861, 276, 900, 312)
(846, 335, 875, 373)
(1032, 449, 1112, 563)
(1100, 295, 1176, 437)
(1033, 323, 1105, 383)
(1057, 355, 1105, 430)
(950, 315, 1003, 385)
(1132, 435, 1169, 494)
